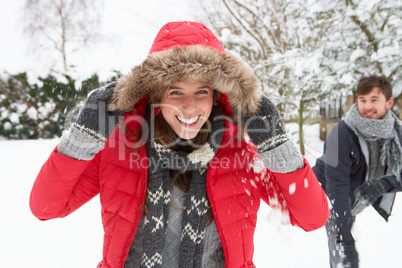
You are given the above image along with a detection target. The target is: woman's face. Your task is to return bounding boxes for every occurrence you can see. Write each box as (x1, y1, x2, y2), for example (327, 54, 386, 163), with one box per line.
(160, 81, 214, 140)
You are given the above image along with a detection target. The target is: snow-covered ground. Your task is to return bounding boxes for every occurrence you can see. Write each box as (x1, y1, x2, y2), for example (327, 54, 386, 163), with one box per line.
(0, 123, 401, 267)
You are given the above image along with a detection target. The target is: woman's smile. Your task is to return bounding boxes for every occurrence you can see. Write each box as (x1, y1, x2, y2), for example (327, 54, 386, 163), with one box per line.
(176, 114, 201, 126)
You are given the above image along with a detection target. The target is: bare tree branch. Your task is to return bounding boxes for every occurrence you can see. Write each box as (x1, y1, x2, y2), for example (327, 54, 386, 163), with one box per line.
(23, 0, 104, 72)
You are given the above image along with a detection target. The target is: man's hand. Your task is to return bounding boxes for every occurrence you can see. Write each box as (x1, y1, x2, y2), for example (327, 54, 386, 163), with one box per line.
(351, 178, 393, 216)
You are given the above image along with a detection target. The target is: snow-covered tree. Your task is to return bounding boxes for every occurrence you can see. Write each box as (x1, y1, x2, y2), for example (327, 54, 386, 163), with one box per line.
(322, 0, 402, 96)
(197, 0, 402, 153)
(198, 0, 338, 154)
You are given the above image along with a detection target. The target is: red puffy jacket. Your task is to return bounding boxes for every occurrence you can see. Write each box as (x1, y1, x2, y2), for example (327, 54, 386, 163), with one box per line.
(30, 21, 329, 268)
(30, 108, 328, 268)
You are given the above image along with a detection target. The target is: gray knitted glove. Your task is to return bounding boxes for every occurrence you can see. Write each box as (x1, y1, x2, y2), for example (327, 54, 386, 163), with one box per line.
(243, 95, 303, 173)
(243, 95, 288, 152)
(58, 82, 123, 160)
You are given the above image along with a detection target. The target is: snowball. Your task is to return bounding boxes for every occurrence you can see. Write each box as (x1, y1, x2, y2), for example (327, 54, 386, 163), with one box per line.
(304, 178, 309, 188)
(250, 156, 265, 174)
(289, 183, 296, 195)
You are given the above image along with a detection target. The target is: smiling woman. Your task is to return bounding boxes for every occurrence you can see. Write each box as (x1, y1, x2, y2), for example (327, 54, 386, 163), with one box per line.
(29, 21, 329, 268)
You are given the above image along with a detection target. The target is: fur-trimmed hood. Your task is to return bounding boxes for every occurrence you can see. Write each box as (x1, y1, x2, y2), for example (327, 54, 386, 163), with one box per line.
(109, 21, 261, 123)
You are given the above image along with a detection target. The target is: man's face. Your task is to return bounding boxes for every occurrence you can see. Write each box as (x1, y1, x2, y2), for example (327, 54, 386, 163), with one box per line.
(356, 87, 394, 119)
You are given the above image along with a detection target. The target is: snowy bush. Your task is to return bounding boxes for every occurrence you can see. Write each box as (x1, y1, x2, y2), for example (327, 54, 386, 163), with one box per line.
(0, 72, 119, 139)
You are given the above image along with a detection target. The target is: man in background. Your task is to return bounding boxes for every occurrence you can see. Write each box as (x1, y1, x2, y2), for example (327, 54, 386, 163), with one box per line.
(313, 75, 402, 268)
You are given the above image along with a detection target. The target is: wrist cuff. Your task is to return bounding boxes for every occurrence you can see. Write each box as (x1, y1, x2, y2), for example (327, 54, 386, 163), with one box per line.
(57, 126, 104, 160)
(379, 178, 394, 192)
(257, 140, 304, 173)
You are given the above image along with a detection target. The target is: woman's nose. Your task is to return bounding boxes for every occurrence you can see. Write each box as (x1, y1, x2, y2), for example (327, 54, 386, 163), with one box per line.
(182, 96, 197, 112)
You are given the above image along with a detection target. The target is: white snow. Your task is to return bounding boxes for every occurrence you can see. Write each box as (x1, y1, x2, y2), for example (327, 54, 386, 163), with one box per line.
(350, 49, 366, 62)
(1, 123, 401, 267)
(304, 178, 309, 189)
(26, 107, 38, 120)
(289, 183, 296, 195)
(9, 113, 20, 124)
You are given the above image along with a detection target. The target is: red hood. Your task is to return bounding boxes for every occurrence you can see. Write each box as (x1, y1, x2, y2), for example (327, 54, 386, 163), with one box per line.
(110, 21, 261, 126)
(148, 21, 225, 55)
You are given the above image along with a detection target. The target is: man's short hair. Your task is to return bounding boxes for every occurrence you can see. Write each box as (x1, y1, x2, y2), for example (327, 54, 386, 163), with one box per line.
(356, 75, 393, 100)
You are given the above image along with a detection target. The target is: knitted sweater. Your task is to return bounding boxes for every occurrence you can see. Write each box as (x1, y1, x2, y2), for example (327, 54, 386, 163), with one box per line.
(123, 186, 224, 268)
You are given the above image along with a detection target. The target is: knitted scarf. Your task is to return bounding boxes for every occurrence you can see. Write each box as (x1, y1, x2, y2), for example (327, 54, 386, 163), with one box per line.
(344, 104, 402, 181)
(141, 105, 225, 268)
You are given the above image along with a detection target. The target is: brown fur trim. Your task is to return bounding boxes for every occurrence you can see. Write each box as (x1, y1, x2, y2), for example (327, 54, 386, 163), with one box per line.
(110, 46, 261, 121)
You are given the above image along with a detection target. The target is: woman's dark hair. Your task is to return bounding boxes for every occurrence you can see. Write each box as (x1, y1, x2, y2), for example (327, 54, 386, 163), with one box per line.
(356, 75, 393, 100)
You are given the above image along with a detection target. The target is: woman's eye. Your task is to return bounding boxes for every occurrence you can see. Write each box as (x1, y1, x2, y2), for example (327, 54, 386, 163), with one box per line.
(196, 90, 209, 95)
(169, 91, 182, 95)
